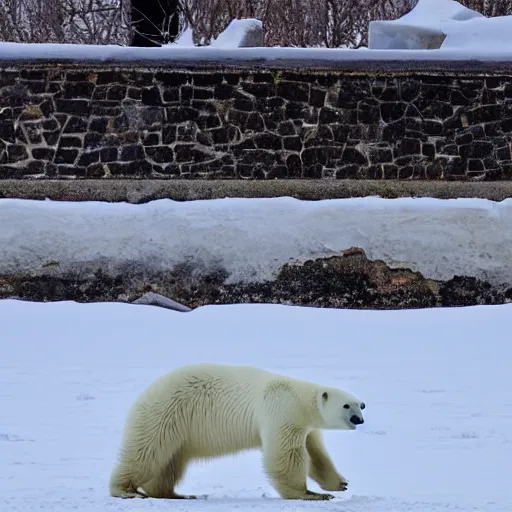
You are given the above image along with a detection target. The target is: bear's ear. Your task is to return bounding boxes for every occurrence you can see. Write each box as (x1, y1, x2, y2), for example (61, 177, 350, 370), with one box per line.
(322, 391, 328, 402)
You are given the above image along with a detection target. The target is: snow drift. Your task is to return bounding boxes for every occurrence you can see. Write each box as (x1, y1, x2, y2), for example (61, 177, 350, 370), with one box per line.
(369, 0, 512, 51)
(1, 196, 511, 288)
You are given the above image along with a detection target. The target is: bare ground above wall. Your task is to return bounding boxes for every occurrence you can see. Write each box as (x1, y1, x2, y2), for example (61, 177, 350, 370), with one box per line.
(2, 248, 510, 310)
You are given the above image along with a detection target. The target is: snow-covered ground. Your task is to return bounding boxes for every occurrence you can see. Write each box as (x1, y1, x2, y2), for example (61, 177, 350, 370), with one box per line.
(1, 196, 512, 286)
(1, 298, 511, 511)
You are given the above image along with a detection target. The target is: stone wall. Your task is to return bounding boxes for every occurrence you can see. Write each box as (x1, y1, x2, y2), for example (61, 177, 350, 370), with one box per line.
(1, 61, 512, 180)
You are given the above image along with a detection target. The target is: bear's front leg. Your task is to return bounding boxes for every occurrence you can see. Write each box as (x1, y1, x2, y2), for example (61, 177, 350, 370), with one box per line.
(306, 429, 348, 492)
(262, 426, 335, 501)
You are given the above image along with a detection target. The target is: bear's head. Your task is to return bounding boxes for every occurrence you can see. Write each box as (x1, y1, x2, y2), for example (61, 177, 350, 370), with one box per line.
(317, 388, 365, 430)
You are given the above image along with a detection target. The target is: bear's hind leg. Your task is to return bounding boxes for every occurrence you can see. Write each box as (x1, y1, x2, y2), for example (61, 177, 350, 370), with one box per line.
(109, 462, 148, 499)
(306, 429, 348, 492)
(262, 427, 334, 501)
(110, 440, 181, 499)
(140, 450, 196, 499)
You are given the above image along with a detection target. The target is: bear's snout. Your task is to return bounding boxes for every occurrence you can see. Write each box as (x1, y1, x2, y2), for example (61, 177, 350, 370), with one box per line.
(349, 415, 364, 426)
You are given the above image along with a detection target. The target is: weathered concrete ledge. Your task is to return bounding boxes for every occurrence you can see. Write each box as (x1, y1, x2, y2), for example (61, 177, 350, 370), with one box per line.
(2, 179, 512, 203)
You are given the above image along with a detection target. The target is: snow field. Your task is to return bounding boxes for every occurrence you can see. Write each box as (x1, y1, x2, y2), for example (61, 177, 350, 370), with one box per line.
(1, 299, 511, 511)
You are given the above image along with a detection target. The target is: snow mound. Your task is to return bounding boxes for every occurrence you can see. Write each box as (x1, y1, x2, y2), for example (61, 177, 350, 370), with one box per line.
(169, 27, 195, 47)
(210, 18, 264, 48)
(369, 0, 483, 50)
(442, 15, 512, 50)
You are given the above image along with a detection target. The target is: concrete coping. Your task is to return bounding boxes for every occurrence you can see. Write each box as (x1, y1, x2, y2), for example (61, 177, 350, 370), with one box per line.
(1, 179, 511, 203)
(2, 52, 512, 74)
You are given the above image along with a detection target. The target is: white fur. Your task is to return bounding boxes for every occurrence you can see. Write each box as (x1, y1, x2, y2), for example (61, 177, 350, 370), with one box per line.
(109, 363, 365, 501)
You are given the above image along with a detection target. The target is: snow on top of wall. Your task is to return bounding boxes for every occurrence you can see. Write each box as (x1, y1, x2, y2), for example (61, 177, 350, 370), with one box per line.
(1, 40, 512, 64)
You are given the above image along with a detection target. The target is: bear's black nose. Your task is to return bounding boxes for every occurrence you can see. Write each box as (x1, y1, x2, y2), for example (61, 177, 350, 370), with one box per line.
(350, 415, 364, 425)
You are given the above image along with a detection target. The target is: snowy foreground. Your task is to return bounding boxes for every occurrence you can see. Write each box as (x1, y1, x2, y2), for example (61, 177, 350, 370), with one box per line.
(1, 298, 511, 512)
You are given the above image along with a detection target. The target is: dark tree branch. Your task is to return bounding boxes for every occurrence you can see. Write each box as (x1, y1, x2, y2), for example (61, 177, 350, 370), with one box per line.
(130, 0, 183, 47)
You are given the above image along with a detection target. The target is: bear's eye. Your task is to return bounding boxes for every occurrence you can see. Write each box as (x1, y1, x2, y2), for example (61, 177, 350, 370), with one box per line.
(322, 392, 328, 401)
(343, 404, 350, 409)
(360, 402, 366, 410)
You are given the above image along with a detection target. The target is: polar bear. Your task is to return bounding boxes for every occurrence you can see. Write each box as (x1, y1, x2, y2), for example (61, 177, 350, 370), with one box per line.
(109, 363, 365, 501)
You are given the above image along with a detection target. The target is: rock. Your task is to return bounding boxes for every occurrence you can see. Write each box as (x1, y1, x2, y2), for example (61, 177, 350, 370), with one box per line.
(131, 292, 192, 312)
(439, 275, 509, 307)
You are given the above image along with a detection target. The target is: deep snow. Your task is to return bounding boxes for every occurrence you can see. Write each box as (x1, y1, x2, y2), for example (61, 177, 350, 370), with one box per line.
(1, 298, 511, 511)
(1, 196, 512, 286)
